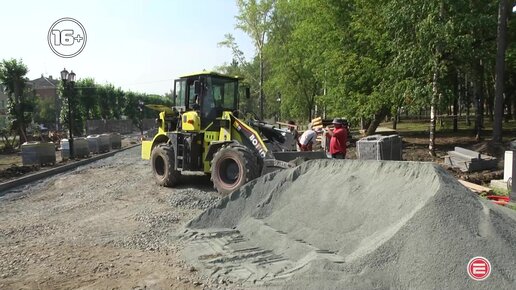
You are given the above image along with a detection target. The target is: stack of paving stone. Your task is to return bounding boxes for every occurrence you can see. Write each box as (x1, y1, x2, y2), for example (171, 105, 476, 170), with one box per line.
(356, 134, 403, 160)
(444, 146, 497, 172)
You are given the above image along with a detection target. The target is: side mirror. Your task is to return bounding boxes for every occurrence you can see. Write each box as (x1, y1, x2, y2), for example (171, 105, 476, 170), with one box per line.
(245, 87, 250, 99)
(194, 80, 201, 95)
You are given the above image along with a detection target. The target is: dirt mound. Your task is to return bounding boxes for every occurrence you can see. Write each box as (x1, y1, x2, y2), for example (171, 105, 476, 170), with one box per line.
(183, 159, 516, 289)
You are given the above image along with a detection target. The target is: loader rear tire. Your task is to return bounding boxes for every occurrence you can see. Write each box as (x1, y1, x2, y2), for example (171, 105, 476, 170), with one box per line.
(151, 144, 180, 187)
(211, 144, 260, 196)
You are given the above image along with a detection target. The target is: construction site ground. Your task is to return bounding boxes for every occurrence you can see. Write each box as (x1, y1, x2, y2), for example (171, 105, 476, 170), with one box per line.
(0, 136, 138, 182)
(0, 147, 220, 289)
(0, 128, 515, 289)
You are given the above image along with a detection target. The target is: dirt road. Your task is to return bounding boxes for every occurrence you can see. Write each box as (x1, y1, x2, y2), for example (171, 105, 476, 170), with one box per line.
(0, 146, 222, 289)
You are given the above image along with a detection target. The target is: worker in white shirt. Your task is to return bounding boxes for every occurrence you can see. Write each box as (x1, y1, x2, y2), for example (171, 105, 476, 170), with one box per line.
(298, 123, 317, 151)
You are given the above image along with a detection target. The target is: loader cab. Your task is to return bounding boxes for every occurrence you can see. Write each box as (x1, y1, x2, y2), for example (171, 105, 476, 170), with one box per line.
(173, 72, 239, 129)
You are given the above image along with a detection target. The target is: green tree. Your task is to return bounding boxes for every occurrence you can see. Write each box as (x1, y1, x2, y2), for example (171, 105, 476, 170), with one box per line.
(0, 58, 32, 145)
(506, 8, 516, 120)
(265, 0, 329, 121)
(380, 0, 497, 152)
(216, 44, 259, 115)
(493, 0, 511, 143)
(218, 0, 507, 150)
(113, 87, 125, 119)
(76, 78, 98, 120)
(123, 91, 140, 127)
(234, 0, 275, 119)
(33, 97, 56, 126)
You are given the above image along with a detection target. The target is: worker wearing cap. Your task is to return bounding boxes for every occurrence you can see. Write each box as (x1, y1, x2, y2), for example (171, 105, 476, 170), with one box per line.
(298, 123, 317, 151)
(287, 120, 300, 150)
(326, 118, 348, 159)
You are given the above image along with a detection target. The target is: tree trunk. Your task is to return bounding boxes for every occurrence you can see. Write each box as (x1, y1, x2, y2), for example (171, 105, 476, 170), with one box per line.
(392, 107, 398, 130)
(465, 74, 471, 126)
(307, 105, 312, 122)
(513, 92, 516, 120)
(453, 96, 459, 132)
(366, 107, 389, 136)
(19, 127, 27, 145)
(486, 73, 495, 122)
(505, 91, 512, 121)
(259, 50, 265, 120)
(475, 60, 485, 140)
(361, 118, 371, 130)
(429, 71, 438, 157)
(13, 82, 27, 145)
(493, 0, 509, 143)
(454, 71, 461, 131)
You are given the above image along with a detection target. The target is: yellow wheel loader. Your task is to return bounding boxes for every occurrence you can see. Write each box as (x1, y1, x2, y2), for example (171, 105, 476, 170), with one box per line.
(141, 71, 326, 195)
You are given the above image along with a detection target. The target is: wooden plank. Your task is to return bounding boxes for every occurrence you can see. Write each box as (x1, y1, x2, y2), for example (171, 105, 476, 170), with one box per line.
(458, 179, 493, 194)
(311, 118, 323, 127)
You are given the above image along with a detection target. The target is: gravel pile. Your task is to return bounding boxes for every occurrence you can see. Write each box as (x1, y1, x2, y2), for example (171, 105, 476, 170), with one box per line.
(167, 189, 220, 210)
(186, 159, 516, 289)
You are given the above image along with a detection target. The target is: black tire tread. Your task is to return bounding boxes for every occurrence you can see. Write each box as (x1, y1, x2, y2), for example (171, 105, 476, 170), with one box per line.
(152, 144, 180, 187)
(211, 143, 261, 195)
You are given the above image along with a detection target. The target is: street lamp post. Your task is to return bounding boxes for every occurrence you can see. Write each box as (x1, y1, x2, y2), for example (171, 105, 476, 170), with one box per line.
(61, 68, 76, 159)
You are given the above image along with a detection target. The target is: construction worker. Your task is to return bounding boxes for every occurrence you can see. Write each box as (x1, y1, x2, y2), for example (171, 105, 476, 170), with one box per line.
(298, 123, 317, 151)
(192, 95, 201, 111)
(287, 120, 300, 150)
(326, 118, 348, 159)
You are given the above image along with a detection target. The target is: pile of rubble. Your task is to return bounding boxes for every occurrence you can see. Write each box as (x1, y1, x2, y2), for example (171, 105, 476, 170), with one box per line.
(183, 159, 516, 289)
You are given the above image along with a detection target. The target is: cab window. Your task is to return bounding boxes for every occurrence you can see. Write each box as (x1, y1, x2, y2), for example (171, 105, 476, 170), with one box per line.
(174, 79, 186, 107)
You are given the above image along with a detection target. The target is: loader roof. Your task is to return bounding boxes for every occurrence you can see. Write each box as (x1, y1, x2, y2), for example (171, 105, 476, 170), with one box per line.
(180, 71, 241, 80)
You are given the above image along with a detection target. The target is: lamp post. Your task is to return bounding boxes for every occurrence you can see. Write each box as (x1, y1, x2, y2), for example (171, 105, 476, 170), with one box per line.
(61, 68, 76, 159)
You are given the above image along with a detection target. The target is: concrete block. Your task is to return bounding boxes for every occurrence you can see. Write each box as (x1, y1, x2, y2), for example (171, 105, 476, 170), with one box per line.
(490, 179, 508, 191)
(505, 151, 513, 182)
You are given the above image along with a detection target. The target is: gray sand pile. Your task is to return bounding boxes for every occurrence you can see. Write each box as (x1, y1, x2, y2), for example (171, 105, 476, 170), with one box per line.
(184, 160, 516, 289)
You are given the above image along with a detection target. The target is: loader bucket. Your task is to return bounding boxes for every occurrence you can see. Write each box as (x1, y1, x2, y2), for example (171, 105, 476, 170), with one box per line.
(272, 151, 329, 163)
(260, 151, 329, 176)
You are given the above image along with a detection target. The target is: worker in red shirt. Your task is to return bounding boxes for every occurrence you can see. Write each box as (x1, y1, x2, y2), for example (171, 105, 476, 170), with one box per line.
(326, 118, 348, 159)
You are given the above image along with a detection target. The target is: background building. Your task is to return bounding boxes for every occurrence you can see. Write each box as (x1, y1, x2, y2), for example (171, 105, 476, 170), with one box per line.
(31, 74, 60, 130)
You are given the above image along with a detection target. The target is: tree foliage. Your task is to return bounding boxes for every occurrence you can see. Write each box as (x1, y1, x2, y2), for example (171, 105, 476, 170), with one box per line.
(222, 0, 514, 151)
(58, 79, 171, 135)
(0, 58, 32, 146)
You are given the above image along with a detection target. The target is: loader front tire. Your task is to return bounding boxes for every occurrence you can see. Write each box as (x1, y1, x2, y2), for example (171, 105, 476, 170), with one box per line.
(151, 144, 180, 187)
(211, 144, 260, 196)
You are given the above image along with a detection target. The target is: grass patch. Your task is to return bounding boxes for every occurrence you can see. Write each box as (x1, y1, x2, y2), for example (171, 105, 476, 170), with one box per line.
(379, 118, 516, 141)
(492, 187, 510, 196)
(389, 118, 516, 132)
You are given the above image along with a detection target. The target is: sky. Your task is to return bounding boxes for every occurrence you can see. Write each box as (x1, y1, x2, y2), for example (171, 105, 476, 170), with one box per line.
(0, 0, 255, 95)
